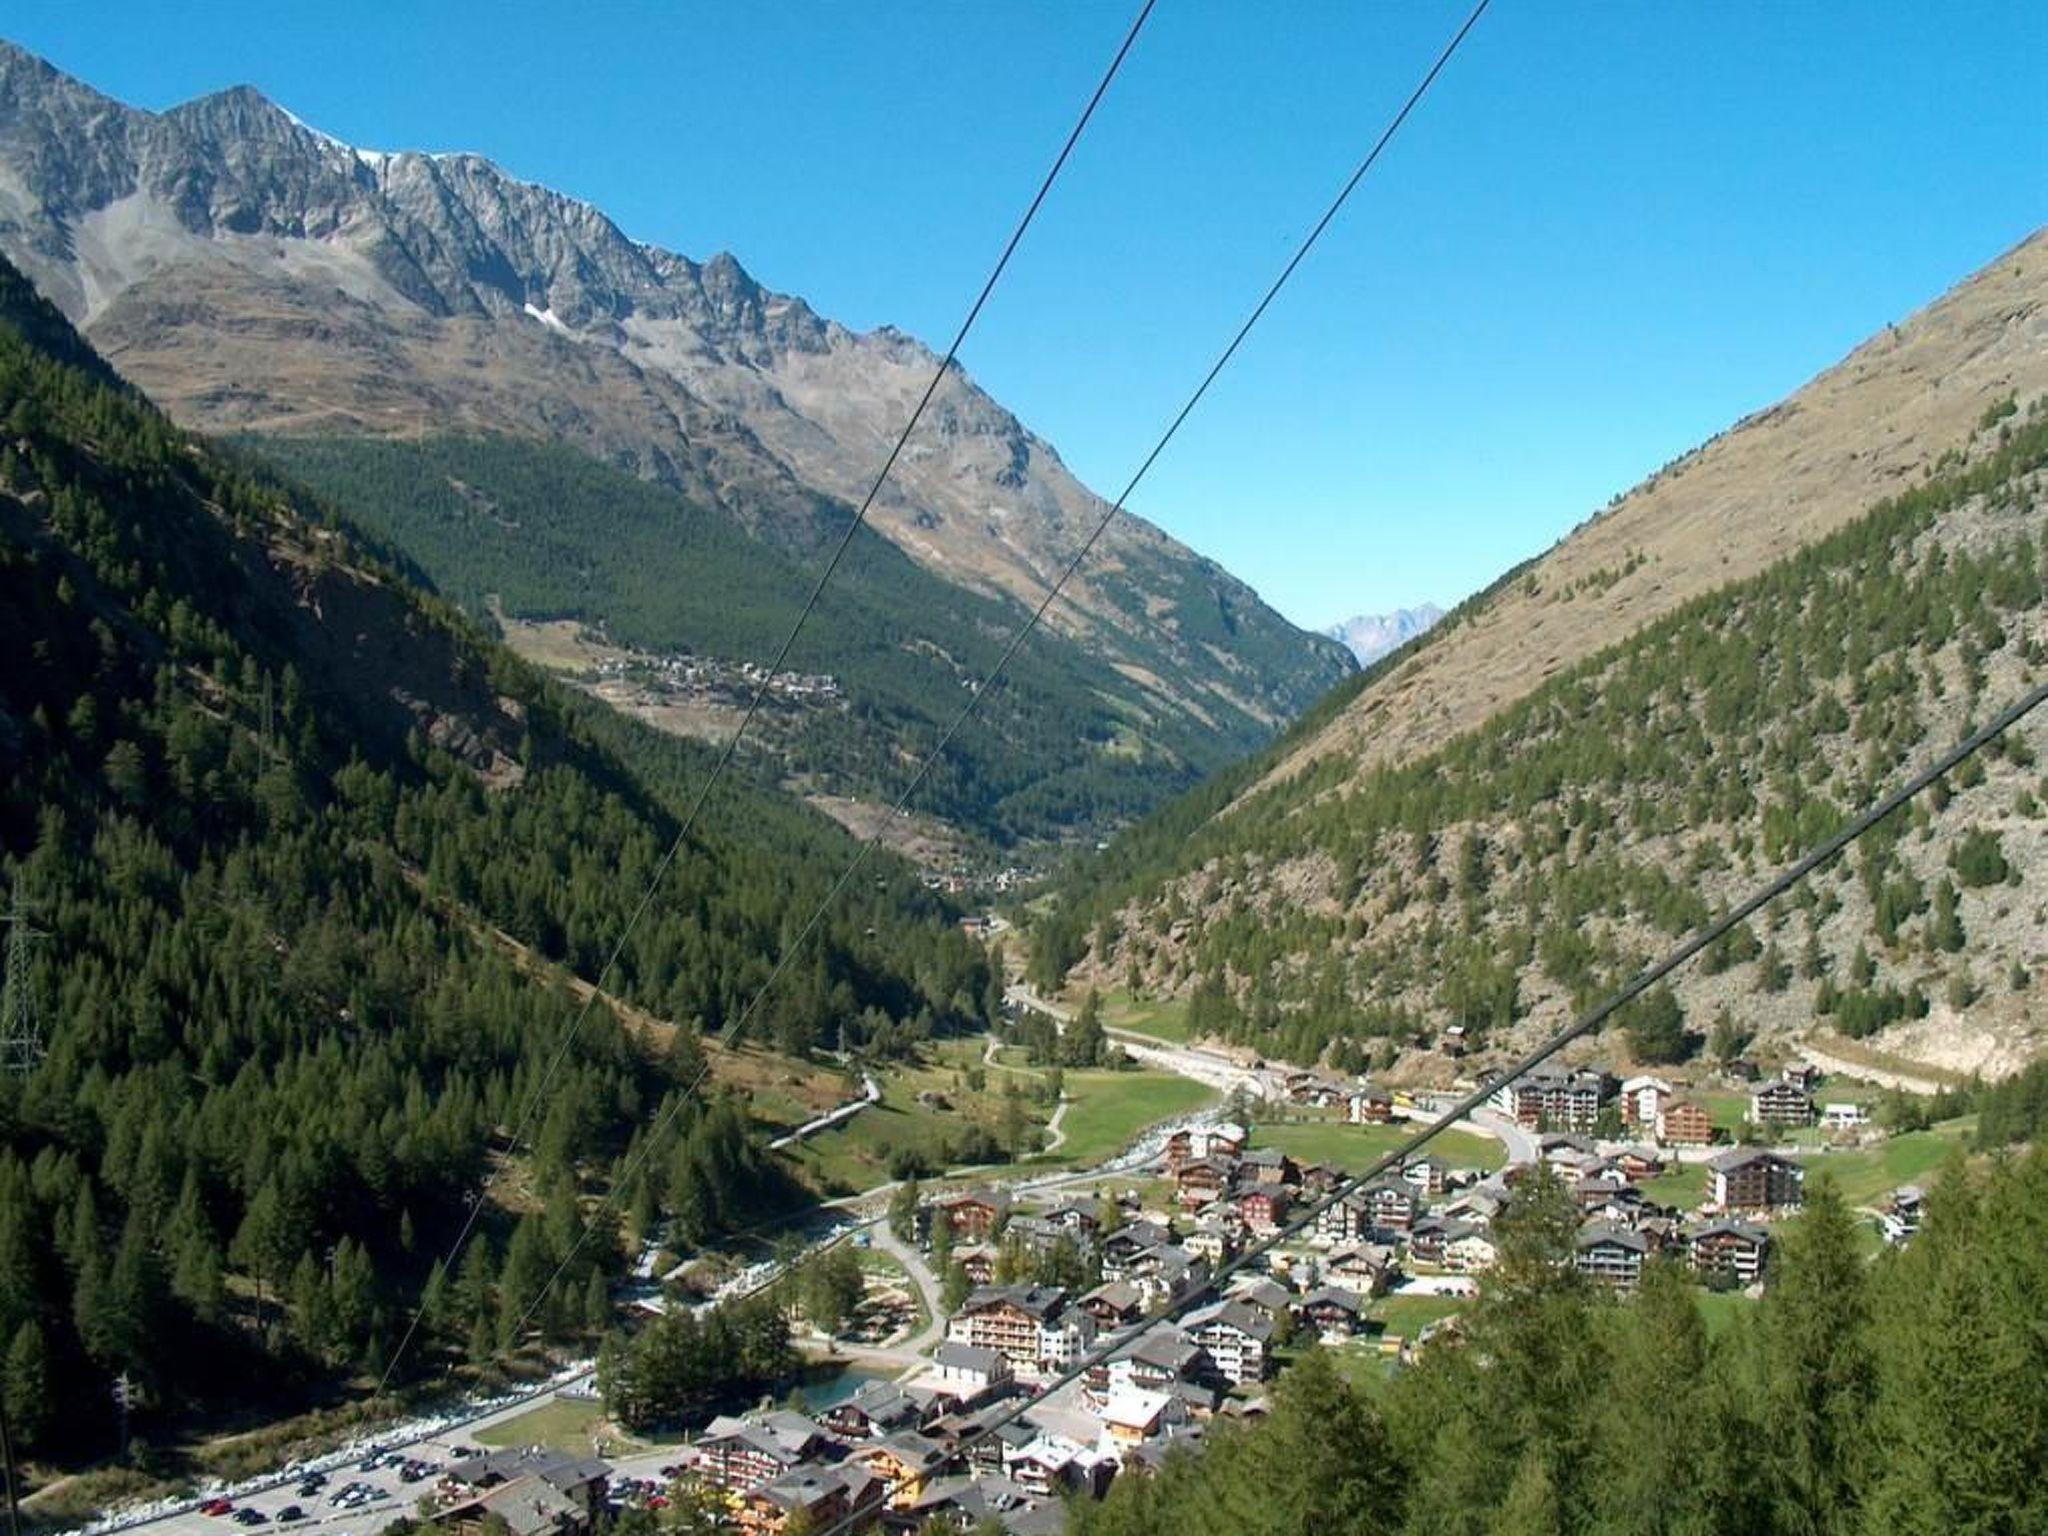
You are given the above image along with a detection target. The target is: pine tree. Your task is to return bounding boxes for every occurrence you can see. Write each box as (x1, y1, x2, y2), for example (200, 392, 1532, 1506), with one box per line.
(1063, 989, 1109, 1067)
(3, 1320, 51, 1449)
(940, 1262, 970, 1314)
(888, 1177, 921, 1243)
(1622, 984, 1691, 1064)
(291, 1252, 333, 1361)
(1927, 878, 1965, 953)
(1249, 1350, 1402, 1532)
(1860, 1153, 2047, 1534)
(498, 1215, 552, 1347)
(1587, 1260, 1711, 1535)
(455, 1238, 497, 1332)
(1493, 1447, 1563, 1536)
(1000, 1080, 1028, 1156)
(1751, 1178, 1874, 1534)
(581, 1270, 610, 1334)
(231, 1180, 290, 1322)
(418, 1258, 451, 1338)
(330, 1237, 377, 1350)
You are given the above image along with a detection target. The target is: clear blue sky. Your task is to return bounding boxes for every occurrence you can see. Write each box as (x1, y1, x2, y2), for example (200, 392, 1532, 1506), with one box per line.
(6, 2, 2043, 630)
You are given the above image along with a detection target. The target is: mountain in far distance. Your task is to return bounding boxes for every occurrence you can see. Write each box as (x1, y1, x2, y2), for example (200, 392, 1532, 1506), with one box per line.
(1324, 603, 1445, 667)
(0, 39, 1353, 851)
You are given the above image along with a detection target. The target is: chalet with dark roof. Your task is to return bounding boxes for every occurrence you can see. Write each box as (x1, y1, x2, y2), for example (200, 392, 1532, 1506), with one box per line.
(1749, 1080, 1813, 1130)
(1685, 1218, 1771, 1285)
(1575, 1224, 1648, 1289)
(1708, 1148, 1804, 1211)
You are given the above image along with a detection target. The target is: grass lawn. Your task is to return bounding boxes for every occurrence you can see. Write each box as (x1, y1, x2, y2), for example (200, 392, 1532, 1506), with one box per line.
(1642, 1162, 1709, 1211)
(1696, 1090, 1752, 1135)
(922, 1037, 988, 1071)
(1258, 1119, 1506, 1175)
(1098, 991, 1197, 1044)
(1043, 1069, 1215, 1166)
(786, 1047, 1211, 1194)
(1372, 1293, 1468, 1341)
(1324, 1339, 1400, 1392)
(783, 1066, 1008, 1195)
(476, 1398, 617, 1457)
(1798, 1119, 1975, 1205)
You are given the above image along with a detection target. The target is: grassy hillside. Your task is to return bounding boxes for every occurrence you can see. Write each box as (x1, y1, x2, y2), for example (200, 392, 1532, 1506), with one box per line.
(251, 434, 1346, 848)
(1037, 401, 2047, 1076)
(0, 253, 992, 1461)
(1261, 228, 2047, 792)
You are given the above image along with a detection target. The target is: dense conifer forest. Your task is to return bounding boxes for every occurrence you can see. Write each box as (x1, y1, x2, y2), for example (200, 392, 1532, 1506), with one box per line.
(0, 254, 992, 1458)
(1075, 1153, 2048, 1536)
(254, 434, 1306, 846)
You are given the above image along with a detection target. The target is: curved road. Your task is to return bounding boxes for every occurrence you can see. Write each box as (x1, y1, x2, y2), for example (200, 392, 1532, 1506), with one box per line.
(867, 1223, 947, 1368)
(1041, 1096, 1072, 1154)
(1467, 1105, 1540, 1165)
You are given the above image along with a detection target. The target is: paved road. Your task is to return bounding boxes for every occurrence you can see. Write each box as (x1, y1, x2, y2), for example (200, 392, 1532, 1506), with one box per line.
(1796, 1044, 1950, 1097)
(1467, 1106, 1540, 1165)
(1003, 984, 1073, 1024)
(1041, 1095, 1072, 1154)
(868, 1224, 947, 1366)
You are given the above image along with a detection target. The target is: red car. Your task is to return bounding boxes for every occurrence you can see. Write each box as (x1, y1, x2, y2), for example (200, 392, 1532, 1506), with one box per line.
(201, 1500, 234, 1517)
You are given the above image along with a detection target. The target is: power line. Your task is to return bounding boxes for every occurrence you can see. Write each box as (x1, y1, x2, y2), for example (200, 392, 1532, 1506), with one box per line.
(799, 676, 2048, 1536)
(374, 0, 1156, 1396)
(0, 887, 45, 1079)
(502, 0, 1495, 1376)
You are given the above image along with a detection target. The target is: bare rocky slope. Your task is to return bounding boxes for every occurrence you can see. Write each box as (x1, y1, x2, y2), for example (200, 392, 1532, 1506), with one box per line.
(1271, 228, 2047, 789)
(1039, 233, 2048, 1082)
(0, 39, 1352, 819)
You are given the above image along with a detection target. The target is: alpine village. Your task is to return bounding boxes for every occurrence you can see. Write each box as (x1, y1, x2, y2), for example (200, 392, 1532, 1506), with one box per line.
(0, 18, 2045, 1536)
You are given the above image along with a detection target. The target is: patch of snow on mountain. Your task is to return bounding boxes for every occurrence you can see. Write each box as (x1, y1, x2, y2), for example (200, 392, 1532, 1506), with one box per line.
(522, 303, 572, 336)
(1324, 603, 1445, 667)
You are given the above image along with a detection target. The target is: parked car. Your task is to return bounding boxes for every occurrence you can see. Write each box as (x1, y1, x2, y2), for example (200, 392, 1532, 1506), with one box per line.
(200, 1500, 233, 1517)
(232, 1508, 267, 1525)
(277, 1508, 304, 1523)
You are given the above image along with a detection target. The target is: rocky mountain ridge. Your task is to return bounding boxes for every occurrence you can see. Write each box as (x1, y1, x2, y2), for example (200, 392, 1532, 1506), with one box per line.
(0, 39, 1352, 800)
(1325, 603, 1444, 667)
